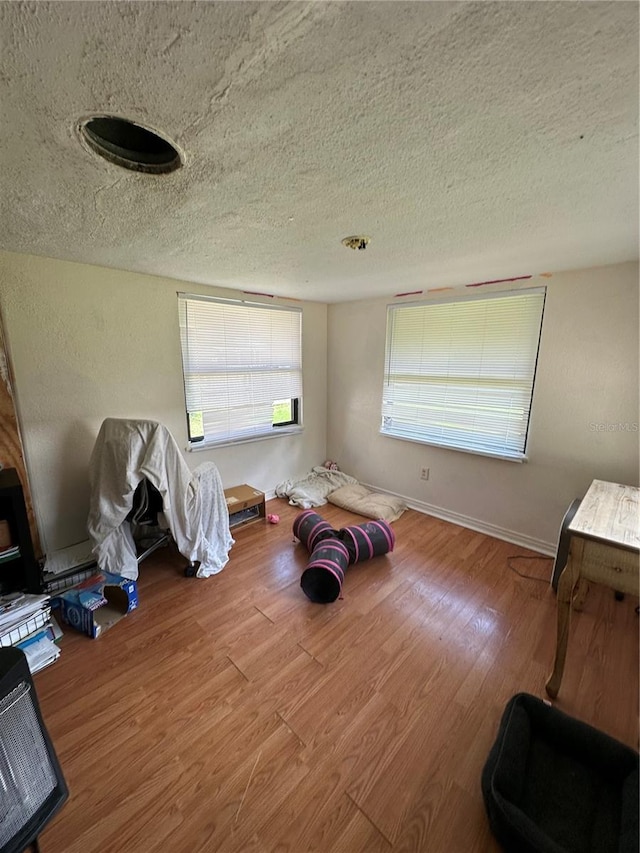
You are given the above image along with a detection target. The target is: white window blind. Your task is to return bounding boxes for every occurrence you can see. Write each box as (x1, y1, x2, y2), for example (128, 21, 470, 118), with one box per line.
(178, 294, 302, 445)
(381, 288, 546, 460)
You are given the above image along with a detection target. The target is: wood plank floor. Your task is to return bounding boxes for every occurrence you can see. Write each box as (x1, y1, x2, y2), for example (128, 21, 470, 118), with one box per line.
(35, 500, 639, 853)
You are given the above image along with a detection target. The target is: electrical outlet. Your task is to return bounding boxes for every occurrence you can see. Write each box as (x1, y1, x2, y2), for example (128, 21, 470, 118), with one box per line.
(420, 467, 429, 480)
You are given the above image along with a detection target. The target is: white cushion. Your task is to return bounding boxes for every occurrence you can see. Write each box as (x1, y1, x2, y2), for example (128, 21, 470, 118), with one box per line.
(327, 484, 407, 523)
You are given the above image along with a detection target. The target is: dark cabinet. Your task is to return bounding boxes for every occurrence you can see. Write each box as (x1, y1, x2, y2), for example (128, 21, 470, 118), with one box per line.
(0, 467, 41, 593)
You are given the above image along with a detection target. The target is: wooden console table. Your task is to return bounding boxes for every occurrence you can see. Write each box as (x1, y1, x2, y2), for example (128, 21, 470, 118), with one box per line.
(545, 479, 640, 698)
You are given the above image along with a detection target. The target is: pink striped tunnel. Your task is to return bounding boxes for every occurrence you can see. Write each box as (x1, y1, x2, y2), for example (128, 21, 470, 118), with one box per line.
(294, 511, 395, 603)
(292, 510, 338, 553)
(300, 538, 350, 603)
(338, 520, 395, 564)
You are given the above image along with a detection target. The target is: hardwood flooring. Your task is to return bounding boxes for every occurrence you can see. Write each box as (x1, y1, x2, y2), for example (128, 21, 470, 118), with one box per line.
(35, 500, 638, 852)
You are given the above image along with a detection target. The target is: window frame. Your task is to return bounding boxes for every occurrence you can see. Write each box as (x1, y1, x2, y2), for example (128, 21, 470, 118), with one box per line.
(273, 397, 300, 428)
(178, 293, 303, 449)
(380, 287, 546, 461)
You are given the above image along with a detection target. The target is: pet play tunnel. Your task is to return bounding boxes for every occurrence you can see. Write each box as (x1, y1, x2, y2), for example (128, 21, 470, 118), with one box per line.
(338, 520, 395, 564)
(300, 538, 350, 603)
(292, 510, 338, 553)
(294, 512, 395, 603)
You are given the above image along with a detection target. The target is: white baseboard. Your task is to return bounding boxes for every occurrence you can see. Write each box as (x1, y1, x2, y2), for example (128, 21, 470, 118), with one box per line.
(360, 482, 556, 556)
(268, 481, 556, 555)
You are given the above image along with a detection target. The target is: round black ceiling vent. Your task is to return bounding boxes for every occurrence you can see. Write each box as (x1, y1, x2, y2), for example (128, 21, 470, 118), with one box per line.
(78, 115, 182, 174)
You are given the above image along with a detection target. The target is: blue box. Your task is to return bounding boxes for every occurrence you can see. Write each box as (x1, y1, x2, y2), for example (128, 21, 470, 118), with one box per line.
(52, 571, 138, 638)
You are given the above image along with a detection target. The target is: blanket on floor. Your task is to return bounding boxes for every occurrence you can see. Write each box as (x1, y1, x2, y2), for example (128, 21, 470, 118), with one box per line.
(275, 466, 358, 508)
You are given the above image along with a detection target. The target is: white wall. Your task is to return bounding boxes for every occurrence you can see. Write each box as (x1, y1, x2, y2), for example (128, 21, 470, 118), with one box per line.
(0, 251, 327, 553)
(327, 263, 639, 551)
(1, 252, 637, 557)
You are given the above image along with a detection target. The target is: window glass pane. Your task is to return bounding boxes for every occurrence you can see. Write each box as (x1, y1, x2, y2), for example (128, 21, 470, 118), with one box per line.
(381, 288, 545, 459)
(273, 399, 293, 424)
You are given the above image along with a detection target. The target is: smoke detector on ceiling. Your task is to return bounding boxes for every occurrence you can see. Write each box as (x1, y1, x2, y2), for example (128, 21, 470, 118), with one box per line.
(342, 235, 370, 251)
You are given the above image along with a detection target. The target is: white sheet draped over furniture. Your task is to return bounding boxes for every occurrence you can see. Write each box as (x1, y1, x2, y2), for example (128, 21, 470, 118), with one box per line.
(87, 418, 233, 580)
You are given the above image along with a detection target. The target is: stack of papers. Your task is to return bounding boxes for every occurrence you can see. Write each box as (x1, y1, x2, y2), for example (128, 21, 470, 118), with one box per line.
(0, 592, 62, 673)
(0, 592, 50, 637)
(17, 626, 61, 674)
(0, 544, 20, 563)
(43, 539, 96, 576)
(41, 539, 97, 594)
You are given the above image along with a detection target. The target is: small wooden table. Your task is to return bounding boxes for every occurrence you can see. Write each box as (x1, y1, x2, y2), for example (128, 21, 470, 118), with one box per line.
(545, 479, 640, 698)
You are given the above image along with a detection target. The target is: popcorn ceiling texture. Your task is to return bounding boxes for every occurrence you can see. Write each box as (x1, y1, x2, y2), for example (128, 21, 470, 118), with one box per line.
(0, 1, 637, 303)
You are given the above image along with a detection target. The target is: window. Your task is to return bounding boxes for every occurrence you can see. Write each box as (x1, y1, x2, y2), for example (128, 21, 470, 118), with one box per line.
(272, 397, 299, 426)
(381, 288, 546, 460)
(178, 294, 302, 446)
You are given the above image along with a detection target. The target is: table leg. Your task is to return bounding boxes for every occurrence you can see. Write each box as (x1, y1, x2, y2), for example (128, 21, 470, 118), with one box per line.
(572, 578, 589, 612)
(545, 537, 584, 698)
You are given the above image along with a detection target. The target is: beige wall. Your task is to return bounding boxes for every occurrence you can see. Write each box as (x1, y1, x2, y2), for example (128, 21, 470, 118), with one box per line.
(1, 252, 637, 557)
(327, 263, 639, 551)
(0, 251, 327, 553)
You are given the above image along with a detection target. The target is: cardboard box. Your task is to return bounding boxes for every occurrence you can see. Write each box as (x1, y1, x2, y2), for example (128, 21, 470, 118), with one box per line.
(52, 571, 138, 638)
(224, 484, 266, 530)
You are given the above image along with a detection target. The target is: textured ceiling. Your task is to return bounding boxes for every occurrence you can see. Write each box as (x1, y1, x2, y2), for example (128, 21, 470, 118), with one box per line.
(1, 1, 638, 303)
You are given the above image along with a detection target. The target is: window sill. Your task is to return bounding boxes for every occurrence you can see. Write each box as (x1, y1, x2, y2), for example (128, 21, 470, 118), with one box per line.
(188, 426, 304, 451)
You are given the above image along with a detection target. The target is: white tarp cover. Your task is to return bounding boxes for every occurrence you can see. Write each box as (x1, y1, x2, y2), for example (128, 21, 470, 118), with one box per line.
(87, 418, 234, 579)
